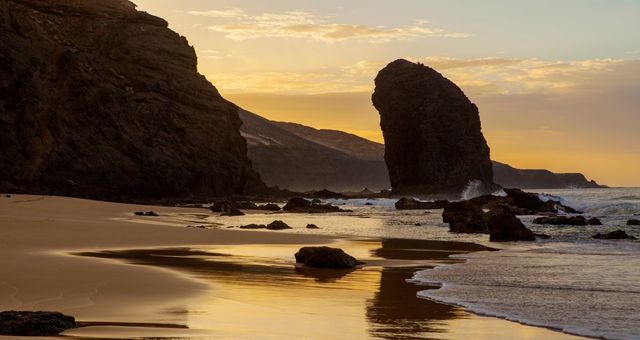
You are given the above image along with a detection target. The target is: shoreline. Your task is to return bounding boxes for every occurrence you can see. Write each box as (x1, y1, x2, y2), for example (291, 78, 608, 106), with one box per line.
(0, 194, 584, 339)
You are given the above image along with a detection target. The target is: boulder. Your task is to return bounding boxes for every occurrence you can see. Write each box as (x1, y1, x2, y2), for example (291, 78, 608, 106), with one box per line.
(532, 216, 587, 226)
(306, 224, 320, 229)
(282, 197, 349, 213)
(0, 311, 76, 336)
(134, 211, 159, 217)
(627, 219, 640, 226)
(592, 230, 637, 240)
(295, 247, 363, 268)
(372, 59, 496, 195)
(256, 203, 281, 211)
(266, 220, 291, 230)
(0, 0, 264, 202)
(487, 209, 535, 242)
(442, 201, 488, 234)
(395, 197, 449, 210)
(238, 224, 267, 229)
(587, 217, 603, 225)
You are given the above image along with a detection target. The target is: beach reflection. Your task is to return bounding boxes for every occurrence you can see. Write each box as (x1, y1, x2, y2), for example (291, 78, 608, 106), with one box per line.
(77, 239, 475, 339)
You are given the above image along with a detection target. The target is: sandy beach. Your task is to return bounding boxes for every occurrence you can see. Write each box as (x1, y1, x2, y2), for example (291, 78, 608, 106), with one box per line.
(0, 195, 585, 339)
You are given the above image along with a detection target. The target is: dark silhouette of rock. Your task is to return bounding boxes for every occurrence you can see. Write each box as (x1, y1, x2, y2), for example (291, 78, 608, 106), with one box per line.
(312, 189, 346, 199)
(493, 162, 604, 189)
(395, 197, 449, 210)
(0, 311, 76, 336)
(238, 224, 267, 229)
(306, 224, 320, 229)
(627, 219, 640, 226)
(442, 202, 488, 234)
(487, 209, 536, 242)
(593, 230, 637, 240)
(134, 211, 159, 217)
(282, 197, 350, 213)
(533, 216, 587, 226)
(256, 203, 281, 211)
(372, 59, 496, 196)
(0, 0, 264, 202)
(587, 217, 603, 225)
(295, 247, 363, 268)
(266, 220, 291, 230)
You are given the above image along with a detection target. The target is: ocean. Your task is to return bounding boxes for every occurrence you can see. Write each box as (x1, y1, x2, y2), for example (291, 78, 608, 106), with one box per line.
(211, 188, 640, 339)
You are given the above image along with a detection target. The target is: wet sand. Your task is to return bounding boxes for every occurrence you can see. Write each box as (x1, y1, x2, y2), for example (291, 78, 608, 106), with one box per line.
(0, 195, 585, 339)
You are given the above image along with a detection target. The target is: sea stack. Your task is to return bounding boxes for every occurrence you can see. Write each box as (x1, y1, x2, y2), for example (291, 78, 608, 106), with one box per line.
(0, 0, 264, 201)
(372, 59, 496, 196)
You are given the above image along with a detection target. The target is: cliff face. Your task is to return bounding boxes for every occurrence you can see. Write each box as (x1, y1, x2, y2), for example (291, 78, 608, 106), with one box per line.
(0, 0, 263, 201)
(372, 59, 496, 195)
(492, 162, 603, 189)
(239, 110, 390, 192)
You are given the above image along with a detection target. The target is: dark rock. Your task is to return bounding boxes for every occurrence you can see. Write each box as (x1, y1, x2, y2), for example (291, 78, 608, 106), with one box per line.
(311, 198, 323, 205)
(533, 216, 587, 226)
(627, 219, 640, 226)
(587, 217, 603, 225)
(0, 311, 76, 336)
(221, 207, 244, 216)
(134, 211, 158, 217)
(283, 197, 312, 210)
(0, 0, 264, 202)
(294, 247, 363, 268)
(282, 197, 350, 213)
(238, 224, 267, 229)
(395, 197, 449, 210)
(306, 224, 319, 229)
(493, 161, 605, 189)
(442, 201, 488, 234)
(372, 59, 496, 195)
(4, 194, 10, 198)
(487, 209, 535, 242)
(266, 220, 291, 230)
(312, 189, 345, 199)
(256, 203, 281, 211)
(593, 230, 637, 240)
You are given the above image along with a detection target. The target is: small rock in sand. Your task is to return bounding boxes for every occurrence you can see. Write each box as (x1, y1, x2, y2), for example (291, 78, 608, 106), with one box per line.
(306, 224, 320, 229)
(593, 230, 637, 240)
(295, 246, 363, 268)
(134, 211, 159, 216)
(0, 311, 76, 336)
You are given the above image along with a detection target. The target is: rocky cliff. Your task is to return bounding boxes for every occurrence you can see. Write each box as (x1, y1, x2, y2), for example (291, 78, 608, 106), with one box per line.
(239, 110, 390, 192)
(0, 0, 263, 201)
(493, 162, 603, 189)
(372, 59, 496, 195)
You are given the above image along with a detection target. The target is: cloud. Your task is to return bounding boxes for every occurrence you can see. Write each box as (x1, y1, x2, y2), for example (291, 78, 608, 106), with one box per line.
(188, 8, 470, 43)
(343, 57, 625, 96)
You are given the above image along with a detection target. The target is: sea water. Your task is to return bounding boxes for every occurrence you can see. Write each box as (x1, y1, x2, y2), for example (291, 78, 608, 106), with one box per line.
(208, 188, 640, 339)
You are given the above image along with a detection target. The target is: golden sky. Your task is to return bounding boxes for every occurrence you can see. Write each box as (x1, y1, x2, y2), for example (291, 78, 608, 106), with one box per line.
(134, 0, 639, 187)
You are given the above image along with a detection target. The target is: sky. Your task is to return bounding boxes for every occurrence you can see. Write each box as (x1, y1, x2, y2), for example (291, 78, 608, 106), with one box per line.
(134, 0, 639, 187)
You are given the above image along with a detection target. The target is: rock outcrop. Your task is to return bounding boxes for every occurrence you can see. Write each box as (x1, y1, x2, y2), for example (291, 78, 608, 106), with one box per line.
(372, 59, 496, 196)
(395, 197, 449, 210)
(627, 219, 640, 226)
(533, 216, 587, 226)
(487, 209, 536, 242)
(593, 230, 637, 240)
(282, 197, 350, 213)
(493, 162, 604, 189)
(0, 311, 76, 336)
(0, 0, 263, 202)
(295, 247, 363, 268)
